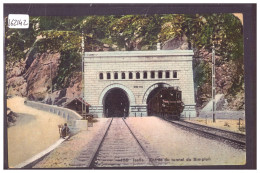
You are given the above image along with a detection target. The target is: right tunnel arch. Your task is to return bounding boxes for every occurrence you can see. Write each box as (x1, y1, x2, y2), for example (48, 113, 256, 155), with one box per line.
(143, 83, 184, 116)
(142, 83, 172, 105)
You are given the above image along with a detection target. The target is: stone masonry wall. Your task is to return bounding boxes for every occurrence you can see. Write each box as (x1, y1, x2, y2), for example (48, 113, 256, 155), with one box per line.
(84, 50, 196, 118)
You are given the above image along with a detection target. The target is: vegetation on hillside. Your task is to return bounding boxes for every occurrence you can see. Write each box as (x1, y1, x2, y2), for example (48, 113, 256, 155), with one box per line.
(5, 14, 244, 109)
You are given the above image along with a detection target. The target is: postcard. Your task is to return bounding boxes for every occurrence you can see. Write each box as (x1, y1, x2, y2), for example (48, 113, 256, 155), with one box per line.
(3, 3, 256, 169)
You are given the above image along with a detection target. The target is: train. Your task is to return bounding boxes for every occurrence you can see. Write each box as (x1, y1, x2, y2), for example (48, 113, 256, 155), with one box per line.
(147, 87, 185, 120)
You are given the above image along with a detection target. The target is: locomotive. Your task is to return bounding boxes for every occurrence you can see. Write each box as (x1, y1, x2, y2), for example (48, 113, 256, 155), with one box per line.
(147, 87, 184, 120)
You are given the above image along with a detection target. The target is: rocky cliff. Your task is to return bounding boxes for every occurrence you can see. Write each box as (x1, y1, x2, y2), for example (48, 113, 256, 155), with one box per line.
(163, 37, 245, 110)
(6, 37, 244, 110)
(6, 48, 82, 106)
(195, 49, 244, 110)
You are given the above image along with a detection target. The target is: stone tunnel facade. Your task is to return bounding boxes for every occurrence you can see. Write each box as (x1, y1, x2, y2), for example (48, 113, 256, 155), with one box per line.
(84, 50, 196, 118)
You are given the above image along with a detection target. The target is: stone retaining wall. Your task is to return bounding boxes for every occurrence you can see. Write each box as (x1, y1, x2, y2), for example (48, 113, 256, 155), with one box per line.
(198, 111, 245, 120)
(24, 100, 85, 130)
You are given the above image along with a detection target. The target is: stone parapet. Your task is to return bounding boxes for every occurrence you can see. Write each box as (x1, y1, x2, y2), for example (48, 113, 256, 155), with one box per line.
(24, 101, 86, 131)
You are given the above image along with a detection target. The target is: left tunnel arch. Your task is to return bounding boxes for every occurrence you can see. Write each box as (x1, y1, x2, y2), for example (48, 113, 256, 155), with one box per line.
(103, 88, 129, 117)
(98, 83, 136, 117)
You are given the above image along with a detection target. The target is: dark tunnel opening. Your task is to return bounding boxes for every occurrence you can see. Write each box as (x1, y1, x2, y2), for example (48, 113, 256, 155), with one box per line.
(104, 88, 129, 117)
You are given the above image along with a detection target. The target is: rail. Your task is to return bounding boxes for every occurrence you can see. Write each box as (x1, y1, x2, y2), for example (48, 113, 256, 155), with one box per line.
(88, 118, 114, 168)
(89, 118, 155, 168)
(122, 118, 156, 166)
(164, 118, 246, 150)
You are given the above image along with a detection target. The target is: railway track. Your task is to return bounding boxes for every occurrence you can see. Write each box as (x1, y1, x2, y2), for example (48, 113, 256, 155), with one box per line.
(89, 117, 156, 168)
(164, 118, 246, 150)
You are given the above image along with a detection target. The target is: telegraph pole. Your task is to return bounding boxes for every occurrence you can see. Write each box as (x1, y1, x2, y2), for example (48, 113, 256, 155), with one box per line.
(81, 31, 85, 116)
(212, 45, 216, 123)
(50, 61, 52, 95)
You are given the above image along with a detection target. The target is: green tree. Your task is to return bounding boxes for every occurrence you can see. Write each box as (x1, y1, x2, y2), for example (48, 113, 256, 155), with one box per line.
(5, 17, 38, 63)
(108, 15, 163, 50)
(5, 14, 244, 107)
